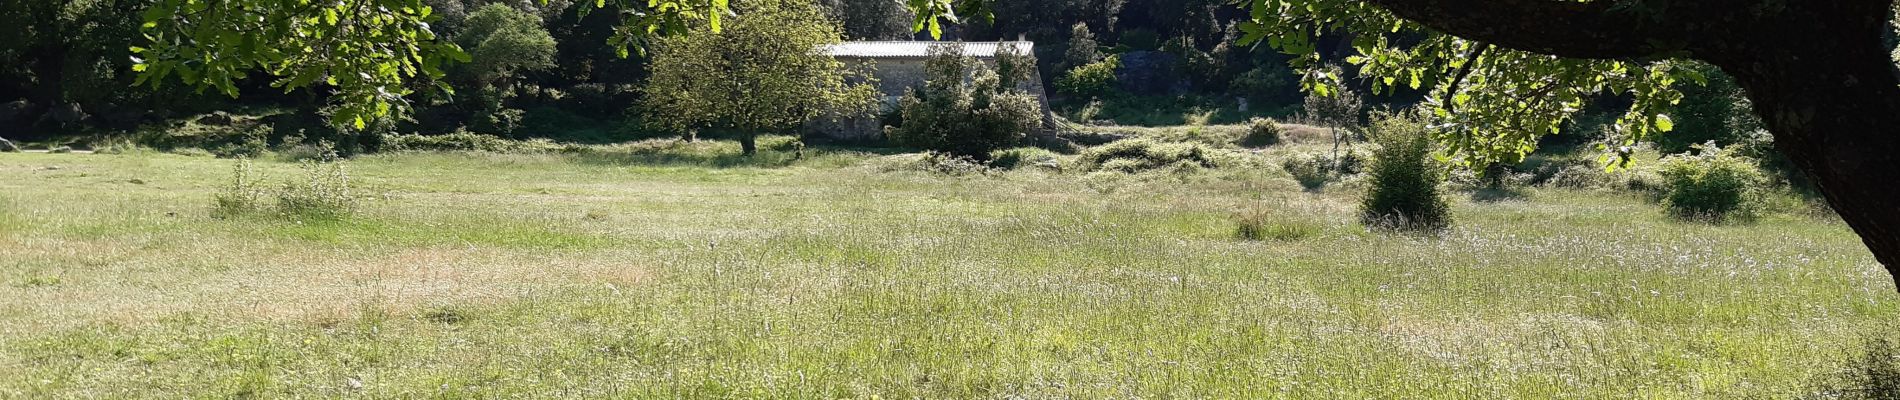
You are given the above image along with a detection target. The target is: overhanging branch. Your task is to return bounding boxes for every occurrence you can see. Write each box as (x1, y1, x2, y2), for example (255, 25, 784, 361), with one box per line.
(1362, 0, 1692, 59)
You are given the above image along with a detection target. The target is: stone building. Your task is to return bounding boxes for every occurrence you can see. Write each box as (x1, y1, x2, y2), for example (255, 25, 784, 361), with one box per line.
(807, 41, 1053, 142)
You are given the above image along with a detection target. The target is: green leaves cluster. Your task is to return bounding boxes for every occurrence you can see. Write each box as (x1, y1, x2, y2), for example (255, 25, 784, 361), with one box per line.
(133, 0, 730, 131)
(1235, 0, 1694, 169)
(640, 0, 877, 153)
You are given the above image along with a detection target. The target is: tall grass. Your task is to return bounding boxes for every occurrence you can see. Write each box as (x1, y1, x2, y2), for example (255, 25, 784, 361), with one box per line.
(0, 149, 1892, 398)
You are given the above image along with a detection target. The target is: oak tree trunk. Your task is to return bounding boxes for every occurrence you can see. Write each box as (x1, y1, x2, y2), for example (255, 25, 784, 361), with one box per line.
(1699, 5, 1900, 287)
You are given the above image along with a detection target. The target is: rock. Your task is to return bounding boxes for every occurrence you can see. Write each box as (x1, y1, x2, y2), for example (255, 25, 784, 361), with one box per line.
(47, 103, 87, 124)
(0, 137, 16, 152)
(1114, 51, 1184, 95)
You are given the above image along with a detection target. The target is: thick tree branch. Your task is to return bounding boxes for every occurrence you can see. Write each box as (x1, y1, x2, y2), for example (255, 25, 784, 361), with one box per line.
(1361, 0, 1691, 59)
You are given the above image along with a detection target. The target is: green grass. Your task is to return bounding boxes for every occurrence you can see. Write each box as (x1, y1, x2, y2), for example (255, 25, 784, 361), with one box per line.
(1, 139, 1895, 398)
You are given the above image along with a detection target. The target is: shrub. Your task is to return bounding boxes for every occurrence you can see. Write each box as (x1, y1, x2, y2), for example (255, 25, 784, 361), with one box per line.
(382, 131, 513, 152)
(276, 149, 356, 220)
(909, 152, 990, 175)
(1657, 143, 1765, 221)
(1076, 139, 1231, 173)
(1239, 117, 1283, 148)
(891, 45, 1043, 160)
(211, 158, 266, 219)
(1282, 153, 1333, 190)
(210, 145, 358, 220)
(1234, 210, 1322, 241)
(989, 147, 1063, 170)
(1360, 113, 1452, 231)
(1055, 55, 1121, 98)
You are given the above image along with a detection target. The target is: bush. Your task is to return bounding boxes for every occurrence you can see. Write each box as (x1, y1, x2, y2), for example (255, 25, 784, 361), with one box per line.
(1360, 113, 1452, 231)
(276, 154, 356, 220)
(890, 45, 1043, 160)
(1076, 139, 1233, 173)
(989, 147, 1063, 170)
(1239, 117, 1283, 148)
(211, 146, 358, 220)
(1658, 143, 1765, 221)
(212, 158, 266, 219)
(1282, 153, 1333, 190)
(382, 131, 513, 152)
(1055, 55, 1121, 98)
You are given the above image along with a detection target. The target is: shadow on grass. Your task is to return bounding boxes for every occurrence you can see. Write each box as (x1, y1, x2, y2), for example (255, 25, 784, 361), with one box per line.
(1469, 187, 1532, 203)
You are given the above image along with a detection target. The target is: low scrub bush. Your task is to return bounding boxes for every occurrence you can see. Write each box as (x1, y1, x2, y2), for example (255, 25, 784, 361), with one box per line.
(382, 131, 584, 154)
(1076, 139, 1236, 173)
(211, 158, 267, 219)
(989, 147, 1063, 170)
(1238, 118, 1283, 148)
(1282, 153, 1334, 190)
(211, 145, 358, 220)
(890, 46, 1043, 160)
(1658, 143, 1765, 221)
(1360, 112, 1452, 231)
(276, 154, 357, 220)
(1055, 55, 1121, 98)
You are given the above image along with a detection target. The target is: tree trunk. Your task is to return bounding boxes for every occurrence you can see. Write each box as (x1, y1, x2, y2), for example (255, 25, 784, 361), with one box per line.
(1700, 5, 1900, 288)
(739, 133, 757, 156)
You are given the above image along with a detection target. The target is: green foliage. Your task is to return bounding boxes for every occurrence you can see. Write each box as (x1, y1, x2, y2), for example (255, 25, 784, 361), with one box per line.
(1281, 153, 1333, 190)
(1239, 118, 1283, 148)
(1654, 63, 1760, 155)
(277, 153, 358, 220)
(1076, 138, 1233, 173)
(457, 4, 558, 83)
(211, 146, 358, 220)
(642, 1, 877, 155)
(1657, 143, 1766, 222)
(133, 0, 730, 130)
(1065, 22, 1102, 69)
(1056, 55, 1122, 98)
(821, 0, 917, 40)
(1236, 0, 1693, 169)
(211, 158, 266, 219)
(891, 44, 1043, 160)
(1359, 112, 1451, 231)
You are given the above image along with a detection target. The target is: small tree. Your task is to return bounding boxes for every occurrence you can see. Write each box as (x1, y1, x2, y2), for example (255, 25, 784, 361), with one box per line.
(1302, 78, 1363, 170)
(889, 44, 1044, 161)
(640, 1, 878, 155)
(1065, 22, 1101, 70)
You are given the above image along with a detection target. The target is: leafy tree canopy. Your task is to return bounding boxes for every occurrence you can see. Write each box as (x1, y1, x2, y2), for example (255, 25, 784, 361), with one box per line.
(132, 0, 731, 130)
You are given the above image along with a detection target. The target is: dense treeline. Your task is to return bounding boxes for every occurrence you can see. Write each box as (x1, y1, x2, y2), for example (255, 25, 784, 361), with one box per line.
(0, 0, 1318, 142)
(0, 0, 1762, 158)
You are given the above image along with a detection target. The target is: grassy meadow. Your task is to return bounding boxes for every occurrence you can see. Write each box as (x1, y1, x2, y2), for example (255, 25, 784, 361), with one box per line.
(2, 134, 1896, 398)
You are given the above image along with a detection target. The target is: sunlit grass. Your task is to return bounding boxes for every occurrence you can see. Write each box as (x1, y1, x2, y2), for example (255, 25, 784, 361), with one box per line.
(0, 142, 1894, 398)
